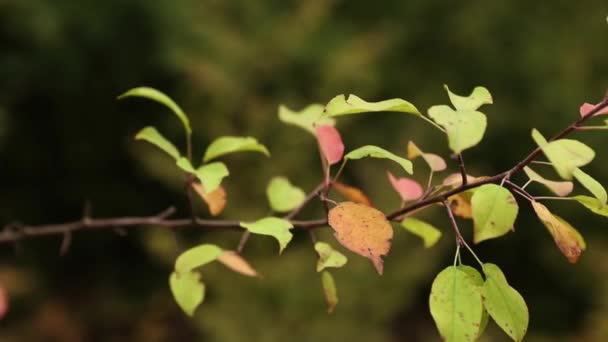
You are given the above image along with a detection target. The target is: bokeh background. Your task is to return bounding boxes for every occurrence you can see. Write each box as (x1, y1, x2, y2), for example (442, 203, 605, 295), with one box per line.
(1, 1, 608, 341)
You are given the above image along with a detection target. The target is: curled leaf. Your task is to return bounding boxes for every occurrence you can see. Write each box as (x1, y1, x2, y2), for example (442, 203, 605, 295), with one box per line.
(387, 171, 423, 201)
(217, 251, 259, 277)
(448, 193, 474, 219)
(523, 166, 573, 197)
(400, 217, 442, 248)
(332, 182, 373, 206)
(327, 202, 393, 275)
(321, 271, 338, 314)
(278, 104, 335, 134)
(571, 195, 608, 217)
(203, 136, 270, 162)
(175, 244, 223, 274)
(135, 126, 180, 160)
(531, 201, 586, 263)
(169, 271, 204, 316)
(119, 87, 191, 135)
(240, 217, 294, 254)
(315, 242, 348, 272)
(192, 183, 227, 216)
(315, 125, 345, 165)
(345, 145, 413, 174)
(324, 94, 420, 117)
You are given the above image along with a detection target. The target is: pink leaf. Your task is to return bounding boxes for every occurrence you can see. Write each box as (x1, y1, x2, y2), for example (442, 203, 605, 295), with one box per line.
(316, 125, 344, 165)
(0, 283, 8, 320)
(387, 171, 423, 201)
(579, 102, 608, 117)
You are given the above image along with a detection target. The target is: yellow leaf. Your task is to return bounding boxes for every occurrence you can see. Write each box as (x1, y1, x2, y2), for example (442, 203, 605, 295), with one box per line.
(327, 202, 393, 275)
(332, 182, 373, 206)
(447, 193, 474, 219)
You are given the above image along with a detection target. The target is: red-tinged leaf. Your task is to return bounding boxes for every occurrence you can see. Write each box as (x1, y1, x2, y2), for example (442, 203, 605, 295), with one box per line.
(387, 171, 423, 201)
(315, 125, 344, 165)
(192, 183, 227, 216)
(579, 102, 608, 117)
(327, 202, 393, 275)
(332, 182, 373, 206)
(217, 251, 259, 277)
(0, 283, 7, 320)
(407, 141, 447, 172)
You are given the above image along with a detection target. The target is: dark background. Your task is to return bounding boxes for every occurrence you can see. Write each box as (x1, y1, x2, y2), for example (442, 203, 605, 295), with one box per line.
(1, 1, 607, 341)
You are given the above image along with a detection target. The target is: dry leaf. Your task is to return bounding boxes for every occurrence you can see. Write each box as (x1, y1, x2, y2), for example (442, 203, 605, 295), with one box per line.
(217, 251, 259, 277)
(192, 183, 227, 216)
(332, 182, 373, 206)
(447, 193, 474, 219)
(327, 202, 393, 275)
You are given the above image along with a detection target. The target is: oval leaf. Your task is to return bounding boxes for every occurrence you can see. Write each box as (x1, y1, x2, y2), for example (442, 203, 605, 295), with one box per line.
(315, 125, 345, 165)
(324, 94, 420, 117)
(278, 104, 335, 135)
(387, 171, 423, 202)
(531, 201, 586, 263)
(531, 129, 595, 180)
(428, 105, 487, 154)
(315, 242, 348, 272)
(240, 217, 294, 254)
(266, 177, 306, 213)
(471, 184, 519, 243)
(327, 202, 393, 275)
(572, 168, 607, 206)
(203, 136, 270, 162)
(331, 182, 373, 206)
(444, 85, 493, 111)
(345, 145, 413, 174)
(523, 166, 573, 197)
(169, 271, 204, 316)
(119, 87, 191, 135)
(192, 183, 227, 216)
(321, 271, 338, 314)
(217, 250, 259, 277)
(400, 217, 442, 248)
(429, 266, 485, 342)
(135, 126, 180, 160)
(482, 263, 529, 342)
(175, 244, 223, 274)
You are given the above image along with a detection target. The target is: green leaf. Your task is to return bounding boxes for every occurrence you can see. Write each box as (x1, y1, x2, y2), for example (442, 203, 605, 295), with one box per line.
(471, 184, 519, 243)
(482, 263, 529, 341)
(266, 177, 306, 213)
(531, 129, 595, 180)
(195, 162, 229, 193)
(428, 105, 487, 154)
(175, 244, 223, 274)
(400, 217, 442, 248)
(571, 195, 608, 217)
(321, 271, 338, 314)
(429, 266, 485, 342)
(278, 104, 335, 135)
(118, 87, 191, 135)
(135, 126, 181, 160)
(324, 94, 421, 117)
(344, 145, 413, 174)
(523, 166, 573, 197)
(444, 85, 493, 111)
(176, 157, 196, 173)
(572, 168, 607, 206)
(169, 271, 204, 316)
(240, 217, 294, 254)
(315, 242, 348, 272)
(203, 136, 270, 162)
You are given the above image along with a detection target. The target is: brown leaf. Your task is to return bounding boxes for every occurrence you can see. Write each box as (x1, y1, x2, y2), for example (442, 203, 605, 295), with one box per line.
(531, 201, 586, 263)
(447, 192, 474, 219)
(332, 182, 373, 206)
(217, 251, 259, 277)
(192, 183, 227, 216)
(327, 202, 393, 275)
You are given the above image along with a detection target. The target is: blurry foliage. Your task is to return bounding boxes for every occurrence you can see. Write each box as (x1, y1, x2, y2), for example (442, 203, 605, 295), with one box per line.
(0, 0, 607, 340)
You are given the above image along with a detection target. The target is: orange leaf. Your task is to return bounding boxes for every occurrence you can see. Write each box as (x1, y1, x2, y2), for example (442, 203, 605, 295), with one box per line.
(531, 201, 586, 263)
(447, 193, 474, 219)
(315, 125, 344, 165)
(192, 183, 227, 216)
(327, 202, 393, 275)
(217, 251, 259, 277)
(332, 182, 373, 206)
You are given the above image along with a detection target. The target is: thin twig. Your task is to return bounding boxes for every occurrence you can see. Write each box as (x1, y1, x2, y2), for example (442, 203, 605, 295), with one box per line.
(442, 198, 465, 246)
(457, 154, 467, 186)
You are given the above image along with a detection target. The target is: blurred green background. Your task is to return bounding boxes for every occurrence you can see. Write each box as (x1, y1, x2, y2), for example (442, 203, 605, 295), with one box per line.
(1, 0, 607, 341)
